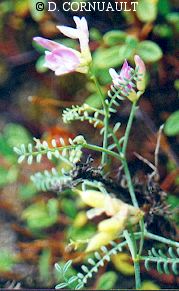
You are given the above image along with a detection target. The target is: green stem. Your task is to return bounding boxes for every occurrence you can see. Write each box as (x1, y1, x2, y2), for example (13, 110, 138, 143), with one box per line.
(145, 232, 179, 248)
(23, 143, 123, 162)
(124, 230, 141, 290)
(83, 143, 123, 161)
(122, 101, 137, 156)
(123, 159, 139, 207)
(134, 260, 141, 290)
(90, 70, 109, 166)
(103, 107, 109, 166)
(138, 220, 145, 257)
(120, 101, 139, 207)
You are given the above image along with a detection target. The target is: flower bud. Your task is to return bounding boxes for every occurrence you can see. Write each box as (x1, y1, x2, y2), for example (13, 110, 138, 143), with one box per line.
(134, 55, 146, 92)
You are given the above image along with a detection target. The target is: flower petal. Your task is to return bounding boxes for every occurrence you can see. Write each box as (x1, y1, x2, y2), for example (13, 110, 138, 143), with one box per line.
(73, 16, 89, 36)
(73, 16, 89, 53)
(33, 37, 66, 51)
(120, 60, 132, 80)
(57, 25, 79, 39)
(134, 55, 146, 91)
(44, 49, 80, 76)
(109, 68, 119, 80)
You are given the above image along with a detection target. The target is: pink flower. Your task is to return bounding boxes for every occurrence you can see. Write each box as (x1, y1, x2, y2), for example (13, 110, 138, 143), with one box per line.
(33, 17, 91, 76)
(109, 57, 146, 102)
(134, 55, 146, 91)
(57, 16, 89, 54)
(109, 60, 133, 89)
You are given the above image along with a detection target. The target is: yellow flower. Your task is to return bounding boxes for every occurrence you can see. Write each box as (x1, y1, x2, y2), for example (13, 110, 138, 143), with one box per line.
(77, 190, 144, 251)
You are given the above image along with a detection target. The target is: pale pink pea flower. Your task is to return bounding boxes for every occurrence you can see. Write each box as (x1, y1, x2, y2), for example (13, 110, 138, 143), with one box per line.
(33, 16, 91, 76)
(109, 60, 133, 90)
(109, 55, 146, 102)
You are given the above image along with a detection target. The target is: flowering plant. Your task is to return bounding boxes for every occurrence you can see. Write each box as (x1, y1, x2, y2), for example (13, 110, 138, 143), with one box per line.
(14, 16, 179, 290)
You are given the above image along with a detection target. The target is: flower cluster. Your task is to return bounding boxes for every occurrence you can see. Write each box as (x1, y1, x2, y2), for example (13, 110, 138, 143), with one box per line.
(78, 190, 144, 252)
(109, 55, 146, 102)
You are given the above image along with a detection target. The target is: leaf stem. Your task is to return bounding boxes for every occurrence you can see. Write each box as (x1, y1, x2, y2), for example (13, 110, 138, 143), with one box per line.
(145, 232, 179, 248)
(20, 143, 123, 163)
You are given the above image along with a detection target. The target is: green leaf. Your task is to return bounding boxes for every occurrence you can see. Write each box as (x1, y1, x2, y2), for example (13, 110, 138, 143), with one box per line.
(164, 111, 179, 136)
(55, 263, 63, 273)
(22, 200, 58, 230)
(19, 183, 37, 200)
(4, 123, 31, 147)
(0, 250, 15, 272)
(55, 282, 68, 289)
(63, 260, 72, 274)
(90, 28, 102, 41)
(136, 41, 163, 62)
(158, 0, 171, 16)
(166, 13, 179, 32)
(61, 199, 77, 219)
(136, 0, 157, 22)
(36, 56, 48, 73)
(95, 68, 114, 85)
(28, 0, 47, 21)
(93, 44, 134, 69)
(85, 93, 103, 108)
(39, 249, 51, 284)
(0, 165, 18, 186)
(96, 271, 118, 290)
(103, 30, 127, 46)
(0, 134, 17, 163)
(126, 36, 139, 49)
(93, 46, 122, 69)
(167, 195, 179, 209)
(153, 24, 173, 38)
(55, 261, 77, 289)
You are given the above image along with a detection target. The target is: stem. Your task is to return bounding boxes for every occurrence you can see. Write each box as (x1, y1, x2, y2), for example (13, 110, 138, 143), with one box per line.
(138, 220, 145, 257)
(122, 101, 137, 155)
(83, 143, 123, 161)
(90, 70, 109, 166)
(123, 159, 139, 207)
(134, 260, 141, 290)
(120, 101, 139, 207)
(124, 230, 141, 290)
(145, 232, 179, 248)
(103, 107, 109, 166)
(121, 102, 144, 288)
(24, 143, 123, 162)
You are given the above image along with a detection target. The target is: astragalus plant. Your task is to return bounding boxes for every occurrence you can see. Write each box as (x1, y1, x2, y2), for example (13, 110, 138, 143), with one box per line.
(14, 16, 179, 290)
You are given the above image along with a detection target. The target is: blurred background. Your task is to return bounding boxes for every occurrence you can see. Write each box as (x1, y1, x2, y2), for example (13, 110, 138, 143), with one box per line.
(0, 0, 179, 289)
